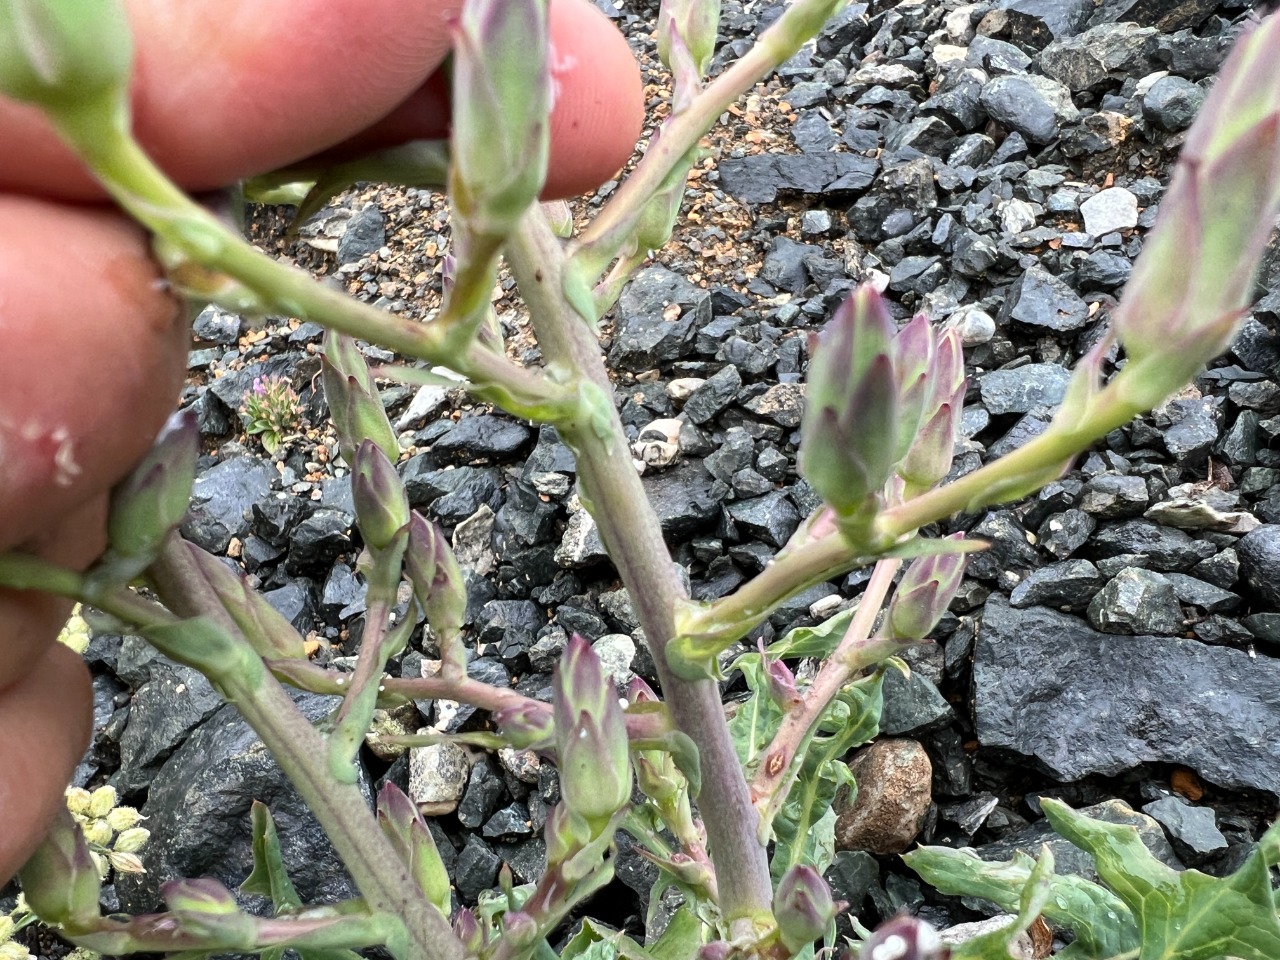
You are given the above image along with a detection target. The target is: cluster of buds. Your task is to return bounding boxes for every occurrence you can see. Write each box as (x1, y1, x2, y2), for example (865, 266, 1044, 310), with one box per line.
(240, 376, 303, 456)
(1109, 11, 1280, 411)
(883, 535, 968, 642)
(65, 785, 149, 878)
(798, 287, 965, 543)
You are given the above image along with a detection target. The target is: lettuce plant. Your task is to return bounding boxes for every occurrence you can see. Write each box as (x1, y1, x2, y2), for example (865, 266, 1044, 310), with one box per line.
(1, 2, 1279, 960)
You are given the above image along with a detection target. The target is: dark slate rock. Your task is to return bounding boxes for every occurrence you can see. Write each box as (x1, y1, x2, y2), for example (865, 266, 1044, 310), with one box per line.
(336, 203, 386, 264)
(117, 693, 368, 912)
(684, 365, 743, 425)
(455, 835, 502, 902)
(1088, 0, 1219, 32)
(1143, 75, 1205, 133)
(704, 428, 756, 484)
(974, 798, 1180, 881)
(968, 35, 1033, 74)
(761, 237, 828, 293)
(952, 228, 999, 278)
(1009, 559, 1104, 612)
(321, 562, 366, 624)
(181, 457, 276, 554)
(975, 596, 1280, 795)
(743, 383, 805, 428)
(192, 305, 243, 344)
(885, 117, 958, 158)
(792, 110, 837, 153)
(1163, 573, 1239, 615)
(609, 266, 711, 372)
(432, 415, 534, 464)
(965, 511, 1043, 584)
(978, 74, 1078, 144)
(645, 461, 722, 540)
(523, 426, 577, 477)
(978, 364, 1071, 415)
(727, 491, 800, 548)
(1077, 250, 1131, 289)
(1000, 267, 1089, 332)
(1086, 567, 1184, 635)
(483, 803, 535, 841)
(116, 661, 224, 795)
(1141, 796, 1227, 864)
(263, 578, 319, 634)
(1162, 397, 1221, 462)
(983, 0, 1091, 51)
(286, 507, 352, 576)
(1237, 524, 1280, 609)
(1037, 23, 1159, 93)
(1079, 474, 1149, 518)
(1088, 519, 1215, 571)
(921, 67, 988, 132)
(879, 669, 954, 736)
(717, 153, 878, 204)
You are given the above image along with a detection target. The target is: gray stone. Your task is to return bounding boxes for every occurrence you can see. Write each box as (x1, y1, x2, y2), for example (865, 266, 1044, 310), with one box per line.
(1142, 795, 1227, 864)
(727, 491, 800, 548)
(432, 415, 534, 463)
(117, 693, 367, 913)
(742, 383, 805, 428)
(1080, 474, 1149, 518)
(116, 661, 224, 795)
(976, 596, 1280, 795)
(1080, 187, 1138, 237)
(609, 266, 711, 372)
(979, 74, 1079, 144)
(1087, 567, 1184, 635)
(593, 634, 637, 687)
(192, 305, 243, 344)
(409, 740, 469, 815)
(1038, 23, 1160, 93)
(336, 203, 386, 264)
(1088, 0, 1219, 33)
(1038, 509, 1095, 559)
(1089, 519, 1215, 571)
(1237, 524, 1280, 609)
(1009, 559, 1104, 612)
(1002, 267, 1089, 332)
(1143, 75, 1205, 132)
(1077, 251, 1132, 289)
(983, 0, 1091, 50)
(1162, 573, 1240, 615)
(979, 364, 1071, 415)
(717, 153, 878, 204)
(879, 669, 955, 736)
(181, 457, 277, 554)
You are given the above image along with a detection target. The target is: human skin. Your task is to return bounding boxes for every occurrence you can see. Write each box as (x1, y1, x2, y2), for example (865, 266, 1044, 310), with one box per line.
(0, 0, 641, 882)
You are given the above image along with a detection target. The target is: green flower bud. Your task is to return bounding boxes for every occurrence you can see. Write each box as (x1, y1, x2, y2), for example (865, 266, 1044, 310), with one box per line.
(87, 785, 117, 819)
(64, 787, 91, 817)
(1111, 12, 1280, 407)
(404, 512, 467, 653)
(105, 805, 143, 832)
(772, 865, 837, 954)
(321, 331, 399, 465)
(17, 808, 101, 930)
(799, 286, 901, 520)
(553, 636, 631, 827)
(493, 700, 556, 750)
(884, 534, 967, 641)
(376, 782, 451, 915)
(352, 439, 411, 553)
(450, 0, 550, 236)
(634, 756, 682, 806)
(657, 0, 720, 80)
(181, 542, 307, 660)
(162, 878, 256, 944)
(82, 818, 113, 848)
(0, 0, 132, 111)
(104, 409, 199, 577)
(891, 313, 935, 462)
(112, 827, 150, 854)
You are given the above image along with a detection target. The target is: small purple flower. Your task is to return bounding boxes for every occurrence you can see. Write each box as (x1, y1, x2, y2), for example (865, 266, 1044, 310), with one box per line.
(252, 376, 267, 396)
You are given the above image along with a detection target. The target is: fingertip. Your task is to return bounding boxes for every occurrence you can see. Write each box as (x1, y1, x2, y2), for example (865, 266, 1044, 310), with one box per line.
(543, 0, 645, 199)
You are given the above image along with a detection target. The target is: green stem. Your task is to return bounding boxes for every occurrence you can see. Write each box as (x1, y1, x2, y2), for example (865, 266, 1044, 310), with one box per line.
(573, 0, 846, 272)
(506, 210, 774, 933)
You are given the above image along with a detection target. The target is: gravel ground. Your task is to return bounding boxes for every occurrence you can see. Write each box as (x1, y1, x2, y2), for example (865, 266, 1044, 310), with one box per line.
(10, 0, 1280, 956)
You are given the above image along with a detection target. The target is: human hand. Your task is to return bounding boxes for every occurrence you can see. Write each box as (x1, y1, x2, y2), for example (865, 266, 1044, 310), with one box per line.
(0, 0, 641, 882)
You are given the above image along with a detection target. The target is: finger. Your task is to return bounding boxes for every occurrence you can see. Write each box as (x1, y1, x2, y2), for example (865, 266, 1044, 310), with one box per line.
(319, 0, 644, 199)
(0, 0, 465, 198)
(0, 195, 187, 549)
(0, 641, 93, 883)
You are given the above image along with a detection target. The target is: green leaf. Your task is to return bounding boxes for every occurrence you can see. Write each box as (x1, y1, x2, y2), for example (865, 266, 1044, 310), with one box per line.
(767, 607, 855, 659)
(561, 920, 619, 960)
(1043, 797, 1280, 960)
(728, 657, 787, 771)
(948, 845, 1055, 960)
(648, 904, 704, 960)
(903, 845, 1137, 959)
(241, 802, 302, 909)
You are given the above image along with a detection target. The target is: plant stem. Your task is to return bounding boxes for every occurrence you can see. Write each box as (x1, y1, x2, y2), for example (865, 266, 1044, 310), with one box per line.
(749, 558, 901, 834)
(573, 0, 847, 271)
(506, 210, 775, 932)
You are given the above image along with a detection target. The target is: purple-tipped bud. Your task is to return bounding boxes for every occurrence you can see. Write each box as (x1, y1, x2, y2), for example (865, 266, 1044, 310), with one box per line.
(105, 409, 199, 570)
(656, 0, 719, 78)
(1110, 12, 1280, 406)
(627, 676, 659, 704)
(859, 914, 950, 960)
(634, 755, 682, 805)
(884, 535, 967, 641)
(404, 512, 467, 651)
(492, 699, 555, 750)
(891, 314, 936, 461)
(450, 0, 550, 236)
(773, 865, 838, 953)
(352, 440, 411, 552)
(376, 782, 451, 913)
(553, 638, 631, 826)
(799, 286, 902, 518)
(759, 639, 801, 708)
(698, 942, 733, 960)
(453, 908, 484, 953)
(0, 0, 132, 112)
(899, 329, 965, 495)
(503, 911, 540, 947)
(17, 808, 101, 930)
(543, 201, 574, 239)
(183, 543, 307, 659)
(544, 801, 592, 866)
(321, 331, 399, 465)
(161, 878, 256, 944)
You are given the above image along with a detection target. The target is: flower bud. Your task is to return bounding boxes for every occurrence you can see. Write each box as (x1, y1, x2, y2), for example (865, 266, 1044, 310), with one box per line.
(1110, 12, 1280, 407)
(799, 286, 901, 520)
(104, 409, 199, 577)
(634, 756, 682, 806)
(492, 699, 555, 750)
(376, 782, 451, 914)
(0, 942, 28, 960)
(558, 709, 632, 827)
(112, 827, 150, 854)
(772, 865, 837, 953)
(321, 331, 399, 465)
(182, 542, 307, 660)
(18, 808, 101, 930)
(884, 535, 967, 641)
(87, 785, 117, 819)
(758, 640, 801, 708)
(891, 313, 936, 462)
(453, 908, 484, 953)
(449, 0, 550, 237)
(106, 850, 145, 875)
(858, 914, 949, 960)
(0, 0, 132, 112)
(657, 0, 719, 79)
(544, 801, 591, 866)
(162, 878, 256, 944)
(698, 942, 733, 960)
(352, 440, 411, 552)
(64, 786, 91, 817)
(105, 806, 144, 832)
(82, 818, 113, 848)
(404, 512, 467, 651)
